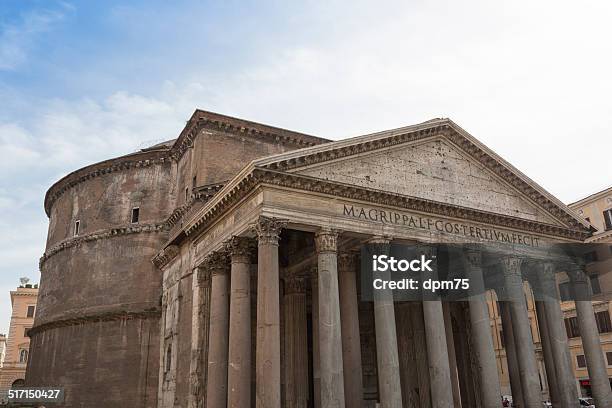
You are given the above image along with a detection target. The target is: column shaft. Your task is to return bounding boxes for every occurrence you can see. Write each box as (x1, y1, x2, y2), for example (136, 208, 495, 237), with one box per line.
(188, 268, 210, 408)
(443, 302, 462, 408)
(315, 229, 345, 408)
(338, 252, 364, 408)
(283, 276, 310, 408)
(311, 268, 321, 408)
(227, 237, 253, 408)
(534, 301, 559, 405)
(502, 257, 541, 408)
(499, 301, 525, 408)
(537, 262, 578, 408)
(254, 217, 285, 408)
(371, 237, 402, 408)
(206, 253, 230, 408)
(465, 249, 502, 408)
(423, 300, 454, 408)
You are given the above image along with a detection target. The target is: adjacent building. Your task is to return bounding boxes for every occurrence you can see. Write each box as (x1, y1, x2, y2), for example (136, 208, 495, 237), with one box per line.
(0, 334, 6, 367)
(26, 109, 612, 407)
(0, 281, 38, 397)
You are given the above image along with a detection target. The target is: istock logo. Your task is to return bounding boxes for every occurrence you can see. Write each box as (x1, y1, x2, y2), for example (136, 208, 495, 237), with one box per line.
(372, 254, 433, 272)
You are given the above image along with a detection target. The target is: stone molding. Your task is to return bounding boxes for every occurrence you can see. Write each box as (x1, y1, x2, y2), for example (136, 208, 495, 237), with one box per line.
(152, 245, 180, 269)
(28, 308, 161, 337)
(252, 216, 287, 246)
(315, 228, 338, 253)
(225, 236, 254, 264)
(40, 222, 166, 270)
(184, 168, 590, 242)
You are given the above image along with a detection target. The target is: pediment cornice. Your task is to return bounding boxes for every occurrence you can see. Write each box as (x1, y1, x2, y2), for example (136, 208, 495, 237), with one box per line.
(182, 168, 590, 243)
(254, 119, 590, 232)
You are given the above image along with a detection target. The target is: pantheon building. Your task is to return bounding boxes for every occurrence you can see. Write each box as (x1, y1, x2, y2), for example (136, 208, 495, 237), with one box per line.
(26, 109, 612, 408)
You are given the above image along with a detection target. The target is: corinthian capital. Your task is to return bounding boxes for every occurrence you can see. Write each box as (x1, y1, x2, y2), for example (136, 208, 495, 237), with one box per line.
(338, 251, 358, 273)
(315, 228, 338, 253)
(500, 255, 523, 277)
(225, 236, 254, 264)
(284, 275, 307, 294)
(203, 250, 229, 276)
(252, 216, 287, 246)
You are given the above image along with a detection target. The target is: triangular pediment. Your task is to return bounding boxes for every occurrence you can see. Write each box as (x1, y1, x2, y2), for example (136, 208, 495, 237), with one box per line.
(252, 119, 590, 231)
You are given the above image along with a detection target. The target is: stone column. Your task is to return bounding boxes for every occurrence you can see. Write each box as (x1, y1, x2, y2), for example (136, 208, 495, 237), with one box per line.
(443, 302, 462, 408)
(314, 228, 345, 408)
(568, 264, 612, 408)
(253, 217, 286, 408)
(534, 301, 559, 405)
(338, 251, 364, 408)
(464, 248, 502, 408)
(499, 301, 525, 408)
(420, 247, 454, 408)
(226, 237, 253, 408)
(283, 274, 310, 408)
(311, 267, 321, 408)
(205, 251, 230, 408)
(536, 262, 578, 408)
(501, 256, 541, 408)
(370, 236, 403, 408)
(188, 267, 211, 408)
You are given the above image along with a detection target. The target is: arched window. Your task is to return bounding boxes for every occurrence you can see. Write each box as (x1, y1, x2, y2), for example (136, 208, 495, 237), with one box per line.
(165, 344, 172, 373)
(11, 379, 25, 388)
(19, 349, 28, 363)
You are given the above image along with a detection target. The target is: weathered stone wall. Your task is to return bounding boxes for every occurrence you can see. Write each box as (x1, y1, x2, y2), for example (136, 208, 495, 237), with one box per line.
(26, 318, 159, 407)
(28, 153, 174, 408)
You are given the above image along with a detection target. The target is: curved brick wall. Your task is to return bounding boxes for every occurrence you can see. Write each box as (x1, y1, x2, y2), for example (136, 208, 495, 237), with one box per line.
(27, 150, 174, 408)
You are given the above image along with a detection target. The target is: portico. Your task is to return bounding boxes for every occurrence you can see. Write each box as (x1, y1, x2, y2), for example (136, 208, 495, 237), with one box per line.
(156, 118, 603, 408)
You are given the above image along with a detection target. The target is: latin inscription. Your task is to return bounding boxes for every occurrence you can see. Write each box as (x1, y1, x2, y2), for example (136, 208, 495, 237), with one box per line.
(343, 204, 540, 247)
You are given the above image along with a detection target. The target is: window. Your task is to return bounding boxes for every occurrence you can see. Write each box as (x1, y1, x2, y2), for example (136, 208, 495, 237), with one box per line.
(585, 217, 590, 222)
(26, 305, 35, 318)
(604, 209, 612, 231)
(565, 317, 580, 338)
(165, 344, 172, 373)
(18, 349, 28, 363)
(131, 207, 140, 224)
(576, 354, 587, 369)
(23, 327, 30, 337)
(590, 275, 602, 295)
(185, 187, 189, 201)
(595, 311, 612, 333)
(607, 351, 612, 366)
(559, 282, 572, 301)
(192, 175, 197, 188)
(74, 220, 80, 236)
(499, 330, 505, 349)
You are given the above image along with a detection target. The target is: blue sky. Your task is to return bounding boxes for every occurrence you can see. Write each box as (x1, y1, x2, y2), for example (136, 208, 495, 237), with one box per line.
(1, 0, 611, 334)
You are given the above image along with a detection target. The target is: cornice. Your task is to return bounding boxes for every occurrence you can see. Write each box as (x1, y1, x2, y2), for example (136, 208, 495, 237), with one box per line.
(168, 109, 329, 162)
(257, 122, 587, 232)
(40, 222, 166, 270)
(28, 308, 161, 337)
(587, 229, 612, 243)
(183, 168, 590, 242)
(152, 245, 180, 270)
(44, 149, 171, 216)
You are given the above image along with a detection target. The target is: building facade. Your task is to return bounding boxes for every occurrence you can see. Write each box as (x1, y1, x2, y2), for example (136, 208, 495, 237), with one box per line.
(0, 334, 6, 368)
(26, 110, 612, 407)
(0, 281, 38, 400)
